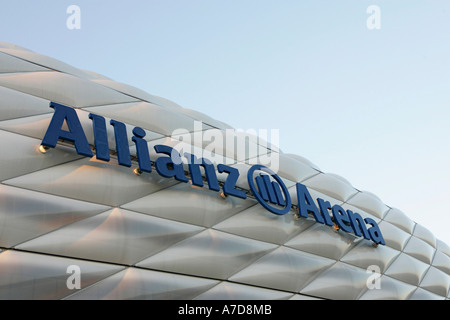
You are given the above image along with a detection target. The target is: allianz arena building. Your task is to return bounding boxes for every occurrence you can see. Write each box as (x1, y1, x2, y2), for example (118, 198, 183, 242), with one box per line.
(0, 41, 449, 300)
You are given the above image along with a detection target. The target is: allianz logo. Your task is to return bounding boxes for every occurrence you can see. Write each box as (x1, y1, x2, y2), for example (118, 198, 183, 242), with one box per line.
(40, 102, 385, 245)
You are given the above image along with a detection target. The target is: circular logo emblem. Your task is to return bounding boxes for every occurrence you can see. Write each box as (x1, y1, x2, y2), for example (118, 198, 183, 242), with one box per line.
(247, 165, 292, 215)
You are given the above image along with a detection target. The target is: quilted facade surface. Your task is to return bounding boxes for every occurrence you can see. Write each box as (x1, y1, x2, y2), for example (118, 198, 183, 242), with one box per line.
(0, 41, 449, 300)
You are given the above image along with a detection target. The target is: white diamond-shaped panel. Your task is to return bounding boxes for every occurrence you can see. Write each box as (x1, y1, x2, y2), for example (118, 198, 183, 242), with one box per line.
(0, 71, 141, 108)
(228, 246, 335, 293)
(3, 157, 179, 207)
(194, 281, 295, 300)
(0, 129, 83, 181)
(136, 229, 277, 280)
(0, 250, 124, 300)
(0, 184, 109, 248)
(0, 85, 52, 121)
(122, 182, 255, 228)
(0, 51, 49, 74)
(65, 268, 219, 300)
(16, 208, 204, 265)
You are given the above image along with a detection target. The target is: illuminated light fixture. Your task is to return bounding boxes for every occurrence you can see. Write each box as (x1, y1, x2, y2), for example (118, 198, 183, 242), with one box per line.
(293, 207, 300, 220)
(332, 223, 340, 232)
(133, 168, 142, 176)
(38, 145, 49, 154)
(188, 179, 203, 190)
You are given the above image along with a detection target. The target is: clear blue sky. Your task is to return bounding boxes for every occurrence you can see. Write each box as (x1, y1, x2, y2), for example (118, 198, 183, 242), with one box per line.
(1, 0, 450, 246)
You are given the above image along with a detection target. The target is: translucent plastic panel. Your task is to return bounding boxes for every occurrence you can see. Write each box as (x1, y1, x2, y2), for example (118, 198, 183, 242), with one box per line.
(175, 107, 233, 130)
(122, 182, 254, 228)
(0, 71, 138, 108)
(84, 102, 209, 136)
(66, 268, 218, 300)
(213, 204, 314, 245)
(289, 294, 323, 300)
(0, 113, 54, 140)
(419, 267, 450, 297)
(80, 69, 112, 81)
(283, 154, 320, 171)
(403, 236, 435, 264)
(136, 229, 277, 280)
(436, 239, 450, 257)
(0, 250, 124, 300)
(0, 41, 31, 50)
(139, 94, 183, 110)
(231, 130, 275, 162)
(0, 86, 52, 121)
(0, 52, 49, 73)
(0, 48, 94, 80)
(340, 241, 400, 273)
(285, 223, 361, 260)
(345, 191, 390, 219)
(432, 250, 450, 275)
(194, 282, 293, 300)
(93, 79, 176, 106)
(302, 172, 358, 202)
(383, 207, 415, 234)
(408, 288, 446, 300)
(17, 208, 204, 265)
(384, 253, 429, 286)
(0, 184, 109, 247)
(245, 152, 284, 174)
(358, 275, 416, 300)
(0, 130, 83, 181)
(229, 246, 335, 292)
(268, 153, 320, 183)
(340, 203, 381, 223)
(93, 79, 182, 109)
(300, 262, 368, 300)
(413, 223, 437, 248)
(376, 221, 411, 251)
(4, 157, 179, 206)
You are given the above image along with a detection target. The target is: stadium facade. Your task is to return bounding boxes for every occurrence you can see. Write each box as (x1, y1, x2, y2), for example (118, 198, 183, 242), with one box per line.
(0, 41, 449, 300)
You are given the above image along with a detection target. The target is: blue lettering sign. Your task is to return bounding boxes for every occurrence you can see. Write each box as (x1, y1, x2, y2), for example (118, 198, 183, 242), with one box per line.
(42, 102, 93, 157)
(40, 102, 385, 245)
(217, 164, 247, 199)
